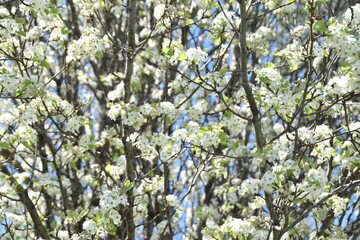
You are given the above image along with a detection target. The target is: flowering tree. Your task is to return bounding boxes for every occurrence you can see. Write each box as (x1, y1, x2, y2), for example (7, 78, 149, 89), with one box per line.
(0, 0, 359, 239)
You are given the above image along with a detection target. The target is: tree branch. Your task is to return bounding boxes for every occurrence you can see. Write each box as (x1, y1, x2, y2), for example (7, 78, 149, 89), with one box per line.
(0, 155, 50, 240)
(122, 1, 137, 239)
(282, 179, 360, 235)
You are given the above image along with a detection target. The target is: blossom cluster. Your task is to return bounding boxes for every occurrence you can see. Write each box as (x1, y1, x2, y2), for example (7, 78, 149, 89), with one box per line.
(0, 1, 359, 240)
(66, 27, 105, 61)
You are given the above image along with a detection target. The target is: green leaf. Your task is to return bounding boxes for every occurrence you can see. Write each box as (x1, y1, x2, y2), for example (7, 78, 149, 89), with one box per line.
(31, 10, 37, 17)
(275, 173, 283, 187)
(124, 179, 134, 190)
(93, 212, 102, 222)
(49, 3, 60, 15)
(131, 81, 141, 90)
(198, 22, 207, 28)
(22, 140, 32, 147)
(177, 51, 187, 61)
(218, 132, 229, 139)
(340, 61, 352, 70)
(265, 62, 275, 68)
(61, 27, 70, 34)
(286, 169, 294, 176)
(213, 37, 221, 45)
(88, 144, 97, 149)
(23, 80, 33, 87)
(105, 164, 112, 173)
(106, 223, 117, 235)
(95, 50, 103, 58)
(328, 17, 338, 26)
(66, 210, 76, 218)
(236, 203, 243, 210)
(305, 105, 313, 114)
(162, 48, 174, 56)
(49, 163, 56, 170)
(15, 17, 26, 24)
(210, 1, 218, 7)
(252, 149, 261, 157)
(259, 76, 270, 84)
(79, 209, 89, 219)
(222, 226, 231, 233)
(219, 69, 227, 76)
(40, 60, 50, 69)
(16, 178, 23, 184)
(254, 95, 262, 102)
(223, 111, 233, 118)
(322, 49, 329, 57)
(0, 142, 9, 150)
(274, 51, 284, 57)
(220, 140, 228, 146)
(313, 20, 327, 32)
(69, 161, 77, 170)
(166, 116, 172, 124)
(50, 220, 57, 229)
(17, 31, 26, 37)
(1, 68, 10, 74)
(200, 126, 211, 131)
(148, 171, 154, 177)
(14, 89, 24, 97)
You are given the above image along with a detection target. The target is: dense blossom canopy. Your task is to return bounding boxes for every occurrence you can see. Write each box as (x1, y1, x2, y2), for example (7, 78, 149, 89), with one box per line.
(0, 0, 359, 239)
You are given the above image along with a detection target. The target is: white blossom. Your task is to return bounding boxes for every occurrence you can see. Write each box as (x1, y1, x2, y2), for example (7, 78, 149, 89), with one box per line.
(186, 47, 207, 63)
(83, 219, 96, 235)
(154, 4, 166, 19)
